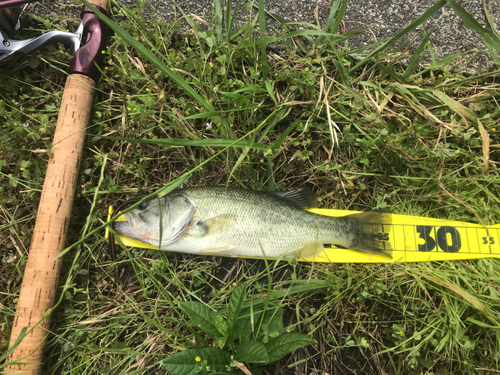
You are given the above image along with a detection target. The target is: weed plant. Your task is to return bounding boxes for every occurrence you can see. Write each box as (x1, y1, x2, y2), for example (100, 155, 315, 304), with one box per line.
(1, 0, 500, 373)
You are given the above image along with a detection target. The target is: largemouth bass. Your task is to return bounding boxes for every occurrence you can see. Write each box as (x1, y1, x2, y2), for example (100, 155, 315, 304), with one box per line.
(113, 186, 392, 259)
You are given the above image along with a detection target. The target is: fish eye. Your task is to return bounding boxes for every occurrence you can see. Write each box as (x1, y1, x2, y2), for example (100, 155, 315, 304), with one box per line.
(138, 200, 149, 210)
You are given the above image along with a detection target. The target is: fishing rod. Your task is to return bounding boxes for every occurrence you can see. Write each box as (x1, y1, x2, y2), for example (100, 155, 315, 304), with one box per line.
(1, 1, 109, 373)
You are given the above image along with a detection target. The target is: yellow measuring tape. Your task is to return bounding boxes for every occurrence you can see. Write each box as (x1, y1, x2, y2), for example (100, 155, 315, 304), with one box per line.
(106, 207, 500, 263)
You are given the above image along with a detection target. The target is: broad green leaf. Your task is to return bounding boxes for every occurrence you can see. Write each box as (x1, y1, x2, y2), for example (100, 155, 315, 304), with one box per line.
(236, 341, 269, 364)
(214, 313, 229, 337)
(215, 335, 228, 350)
(162, 347, 231, 375)
(264, 332, 316, 363)
(219, 280, 330, 315)
(180, 302, 220, 338)
(234, 304, 264, 343)
(227, 282, 248, 330)
(259, 306, 283, 338)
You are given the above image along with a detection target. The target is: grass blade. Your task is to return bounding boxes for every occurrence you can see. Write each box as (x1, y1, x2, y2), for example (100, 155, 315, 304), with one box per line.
(215, 0, 223, 44)
(329, 0, 347, 36)
(403, 25, 436, 78)
(81, 0, 214, 111)
(446, 0, 500, 64)
(257, 0, 270, 74)
(315, 0, 342, 47)
(95, 135, 269, 151)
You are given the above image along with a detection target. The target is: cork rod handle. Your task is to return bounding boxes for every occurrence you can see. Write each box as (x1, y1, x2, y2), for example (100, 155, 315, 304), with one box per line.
(5, 74, 96, 374)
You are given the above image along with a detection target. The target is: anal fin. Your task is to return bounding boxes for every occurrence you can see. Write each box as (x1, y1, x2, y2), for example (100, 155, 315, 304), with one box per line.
(199, 246, 236, 257)
(293, 242, 324, 259)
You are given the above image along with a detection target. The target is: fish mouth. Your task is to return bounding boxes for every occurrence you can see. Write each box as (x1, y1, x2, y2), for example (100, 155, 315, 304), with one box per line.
(113, 221, 134, 238)
(114, 219, 152, 242)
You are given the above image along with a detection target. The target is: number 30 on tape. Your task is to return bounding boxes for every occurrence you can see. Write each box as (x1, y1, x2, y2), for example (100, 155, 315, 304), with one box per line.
(306, 209, 500, 263)
(388, 220, 500, 262)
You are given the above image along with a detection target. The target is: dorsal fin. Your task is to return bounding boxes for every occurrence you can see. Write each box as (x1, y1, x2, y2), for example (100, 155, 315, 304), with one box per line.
(269, 187, 318, 209)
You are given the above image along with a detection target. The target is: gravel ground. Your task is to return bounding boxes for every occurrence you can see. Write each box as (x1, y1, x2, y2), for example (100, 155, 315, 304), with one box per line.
(25, 0, 500, 73)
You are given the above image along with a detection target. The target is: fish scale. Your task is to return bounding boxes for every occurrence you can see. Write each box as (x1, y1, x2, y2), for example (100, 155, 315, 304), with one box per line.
(178, 187, 348, 257)
(114, 186, 392, 259)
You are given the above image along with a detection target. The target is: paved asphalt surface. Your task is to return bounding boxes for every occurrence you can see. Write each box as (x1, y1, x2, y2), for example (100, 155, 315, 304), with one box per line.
(32, 0, 500, 73)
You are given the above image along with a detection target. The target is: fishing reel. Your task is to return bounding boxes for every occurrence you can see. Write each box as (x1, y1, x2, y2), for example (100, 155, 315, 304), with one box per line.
(0, 0, 82, 62)
(0, 0, 107, 78)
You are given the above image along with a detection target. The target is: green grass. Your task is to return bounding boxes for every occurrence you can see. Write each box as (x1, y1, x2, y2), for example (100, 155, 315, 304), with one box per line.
(1, 0, 500, 373)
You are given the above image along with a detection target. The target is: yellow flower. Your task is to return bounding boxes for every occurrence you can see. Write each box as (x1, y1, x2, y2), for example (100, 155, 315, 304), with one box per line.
(195, 356, 201, 362)
(206, 366, 210, 371)
(215, 50, 218, 53)
(209, 62, 214, 68)
(146, 88, 150, 92)
(101, 50, 105, 54)
(20, 167, 24, 171)
(305, 67, 309, 72)
(493, 128, 496, 131)
(464, 361, 467, 364)
(361, 339, 367, 344)
(267, 149, 272, 153)
(399, 331, 403, 336)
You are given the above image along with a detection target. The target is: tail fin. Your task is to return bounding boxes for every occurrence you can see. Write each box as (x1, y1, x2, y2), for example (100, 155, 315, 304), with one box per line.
(347, 211, 393, 258)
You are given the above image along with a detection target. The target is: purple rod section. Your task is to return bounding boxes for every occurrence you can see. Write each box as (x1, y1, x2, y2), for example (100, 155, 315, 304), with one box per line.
(0, 0, 40, 10)
(69, 5, 108, 80)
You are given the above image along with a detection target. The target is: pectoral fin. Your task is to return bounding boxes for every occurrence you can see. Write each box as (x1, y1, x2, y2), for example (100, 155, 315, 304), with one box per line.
(202, 213, 236, 236)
